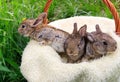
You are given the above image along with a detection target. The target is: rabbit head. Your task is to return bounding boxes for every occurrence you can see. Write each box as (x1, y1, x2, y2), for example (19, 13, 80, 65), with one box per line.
(18, 12, 47, 37)
(64, 23, 87, 61)
(87, 24, 117, 55)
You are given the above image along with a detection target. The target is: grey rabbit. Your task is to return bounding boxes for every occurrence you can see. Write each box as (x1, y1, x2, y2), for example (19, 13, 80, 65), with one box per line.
(81, 24, 117, 61)
(64, 24, 117, 63)
(18, 12, 70, 53)
(64, 23, 87, 63)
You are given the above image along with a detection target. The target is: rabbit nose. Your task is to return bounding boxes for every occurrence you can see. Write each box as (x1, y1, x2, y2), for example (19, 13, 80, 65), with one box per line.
(111, 45, 117, 51)
(70, 51, 73, 54)
(114, 45, 117, 50)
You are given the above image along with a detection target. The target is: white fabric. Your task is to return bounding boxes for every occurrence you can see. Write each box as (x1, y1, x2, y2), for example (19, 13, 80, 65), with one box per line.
(20, 16, 120, 82)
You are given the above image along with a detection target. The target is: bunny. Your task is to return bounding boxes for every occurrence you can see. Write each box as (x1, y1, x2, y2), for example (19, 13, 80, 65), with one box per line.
(18, 12, 70, 53)
(64, 23, 87, 63)
(81, 24, 117, 61)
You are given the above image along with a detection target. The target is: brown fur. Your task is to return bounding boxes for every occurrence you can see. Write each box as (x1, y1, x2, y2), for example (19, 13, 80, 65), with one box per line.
(80, 24, 117, 62)
(64, 23, 87, 63)
(18, 12, 70, 53)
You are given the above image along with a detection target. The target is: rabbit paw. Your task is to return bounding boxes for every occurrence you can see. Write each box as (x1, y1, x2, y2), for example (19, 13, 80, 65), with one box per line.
(76, 60, 82, 63)
(39, 40, 47, 46)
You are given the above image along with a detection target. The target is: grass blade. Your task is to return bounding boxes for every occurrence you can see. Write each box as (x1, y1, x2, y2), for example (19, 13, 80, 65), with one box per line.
(0, 64, 11, 72)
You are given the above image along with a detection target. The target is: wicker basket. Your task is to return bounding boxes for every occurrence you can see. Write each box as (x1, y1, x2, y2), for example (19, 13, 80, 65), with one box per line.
(20, 0, 120, 82)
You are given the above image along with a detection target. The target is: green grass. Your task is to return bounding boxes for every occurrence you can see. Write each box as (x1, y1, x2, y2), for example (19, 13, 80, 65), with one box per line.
(0, 0, 120, 81)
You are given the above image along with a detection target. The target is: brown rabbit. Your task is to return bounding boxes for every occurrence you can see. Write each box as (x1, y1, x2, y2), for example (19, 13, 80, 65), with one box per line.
(18, 12, 70, 53)
(64, 23, 87, 63)
(81, 24, 117, 62)
(18, 12, 46, 37)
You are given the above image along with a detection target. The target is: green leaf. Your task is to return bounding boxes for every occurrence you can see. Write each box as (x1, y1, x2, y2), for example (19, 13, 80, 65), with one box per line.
(5, 58, 19, 70)
(0, 0, 1, 8)
(0, 49, 3, 60)
(0, 18, 14, 21)
(0, 64, 11, 72)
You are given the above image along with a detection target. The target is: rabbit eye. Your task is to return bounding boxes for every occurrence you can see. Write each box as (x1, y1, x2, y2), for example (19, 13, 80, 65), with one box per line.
(102, 41, 108, 45)
(78, 44, 81, 49)
(21, 24, 26, 28)
(78, 44, 82, 49)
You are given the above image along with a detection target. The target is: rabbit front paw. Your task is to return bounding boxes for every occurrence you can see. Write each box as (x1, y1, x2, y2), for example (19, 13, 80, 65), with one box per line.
(39, 40, 48, 46)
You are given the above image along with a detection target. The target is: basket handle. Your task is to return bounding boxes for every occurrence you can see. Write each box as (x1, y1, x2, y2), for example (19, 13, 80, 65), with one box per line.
(43, 0, 53, 24)
(103, 0, 120, 35)
(43, 0, 120, 35)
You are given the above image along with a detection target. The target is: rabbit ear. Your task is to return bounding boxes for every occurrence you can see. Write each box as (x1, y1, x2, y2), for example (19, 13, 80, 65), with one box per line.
(32, 12, 47, 27)
(87, 33, 95, 42)
(79, 24, 87, 37)
(95, 24, 102, 33)
(72, 23, 78, 34)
